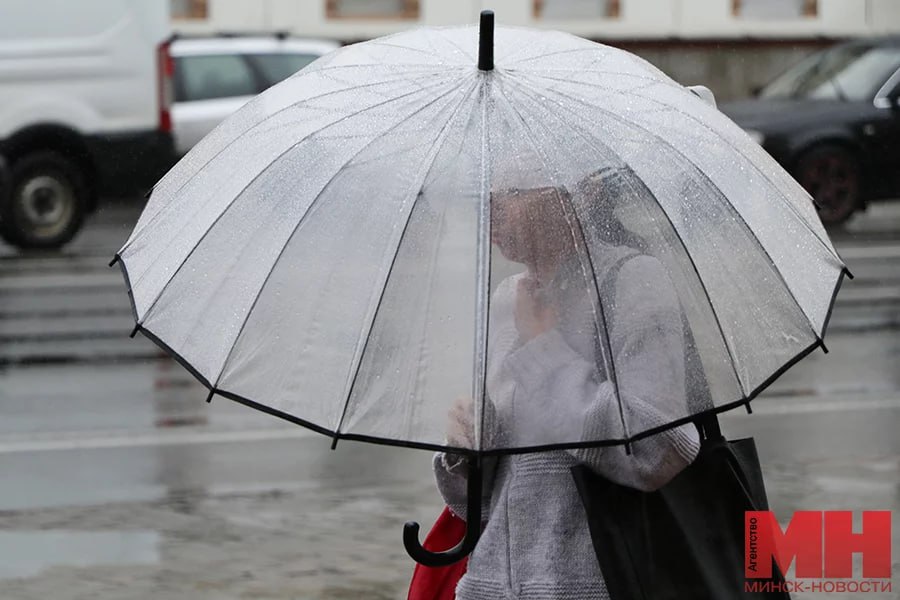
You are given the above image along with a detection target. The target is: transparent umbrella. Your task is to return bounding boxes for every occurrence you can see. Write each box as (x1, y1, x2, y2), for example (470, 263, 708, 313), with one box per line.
(112, 12, 849, 565)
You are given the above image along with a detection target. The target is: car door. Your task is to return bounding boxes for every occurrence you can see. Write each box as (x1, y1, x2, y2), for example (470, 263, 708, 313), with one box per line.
(171, 53, 262, 156)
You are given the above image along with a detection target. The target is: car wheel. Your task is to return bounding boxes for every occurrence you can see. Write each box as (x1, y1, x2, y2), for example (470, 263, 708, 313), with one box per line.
(794, 145, 861, 226)
(0, 151, 87, 249)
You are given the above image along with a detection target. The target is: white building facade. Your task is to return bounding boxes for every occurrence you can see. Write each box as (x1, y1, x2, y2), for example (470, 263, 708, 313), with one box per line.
(172, 0, 900, 41)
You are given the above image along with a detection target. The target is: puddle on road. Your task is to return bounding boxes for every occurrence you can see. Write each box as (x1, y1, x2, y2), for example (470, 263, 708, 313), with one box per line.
(0, 530, 160, 579)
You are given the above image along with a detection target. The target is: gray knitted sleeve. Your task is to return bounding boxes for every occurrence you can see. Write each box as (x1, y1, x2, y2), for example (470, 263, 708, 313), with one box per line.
(432, 453, 497, 522)
(501, 255, 700, 491)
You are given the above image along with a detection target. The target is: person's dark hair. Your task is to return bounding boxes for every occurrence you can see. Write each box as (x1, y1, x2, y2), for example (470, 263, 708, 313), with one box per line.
(572, 166, 650, 254)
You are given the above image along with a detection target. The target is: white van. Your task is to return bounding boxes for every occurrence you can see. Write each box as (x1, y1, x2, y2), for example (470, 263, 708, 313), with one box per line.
(0, 0, 175, 249)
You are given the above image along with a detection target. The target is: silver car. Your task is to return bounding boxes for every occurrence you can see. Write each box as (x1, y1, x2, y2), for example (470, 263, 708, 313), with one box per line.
(170, 35, 340, 156)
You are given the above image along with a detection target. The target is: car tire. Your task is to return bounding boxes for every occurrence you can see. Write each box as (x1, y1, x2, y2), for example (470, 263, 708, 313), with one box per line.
(794, 145, 861, 226)
(0, 151, 87, 249)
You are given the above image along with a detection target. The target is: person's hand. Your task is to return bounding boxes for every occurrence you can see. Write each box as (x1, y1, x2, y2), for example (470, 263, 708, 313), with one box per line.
(447, 396, 476, 450)
(515, 276, 558, 341)
(444, 396, 477, 474)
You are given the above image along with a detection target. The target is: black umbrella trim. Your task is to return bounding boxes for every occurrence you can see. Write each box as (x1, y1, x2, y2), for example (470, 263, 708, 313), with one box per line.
(112, 253, 849, 457)
(819, 267, 850, 341)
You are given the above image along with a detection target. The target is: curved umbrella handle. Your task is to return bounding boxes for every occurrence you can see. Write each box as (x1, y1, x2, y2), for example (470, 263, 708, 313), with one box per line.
(403, 456, 483, 567)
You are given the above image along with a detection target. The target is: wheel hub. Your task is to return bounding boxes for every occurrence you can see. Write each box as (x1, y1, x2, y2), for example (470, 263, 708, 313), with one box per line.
(800, 154, 858, 224)
(18, 175, 73, 232)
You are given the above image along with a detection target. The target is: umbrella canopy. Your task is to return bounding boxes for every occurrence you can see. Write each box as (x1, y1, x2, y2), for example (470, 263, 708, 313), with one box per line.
(114, 17, 847, 457)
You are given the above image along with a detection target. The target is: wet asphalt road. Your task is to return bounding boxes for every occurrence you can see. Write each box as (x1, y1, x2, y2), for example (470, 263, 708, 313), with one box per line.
(0, 199, 898, 599)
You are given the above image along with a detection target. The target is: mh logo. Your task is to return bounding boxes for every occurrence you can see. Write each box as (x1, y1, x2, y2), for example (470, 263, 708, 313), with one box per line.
(745, 511, 892, 579)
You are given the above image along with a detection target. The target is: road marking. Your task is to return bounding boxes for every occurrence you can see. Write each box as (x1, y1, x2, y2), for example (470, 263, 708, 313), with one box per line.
(725, 395, 900, 417)
(0, 273, 122, 292)
(813, 476, 896, 494)
(840, 244, 900, 260)
(834, 286, 900, 303)
(0, 426, 316, 455)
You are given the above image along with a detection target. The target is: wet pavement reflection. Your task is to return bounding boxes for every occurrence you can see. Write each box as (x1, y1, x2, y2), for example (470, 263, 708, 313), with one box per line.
(0, 530, 160, 580)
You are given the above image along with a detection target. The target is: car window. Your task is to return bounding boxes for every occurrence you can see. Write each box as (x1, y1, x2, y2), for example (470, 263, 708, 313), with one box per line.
(175, 54, 259, 102)
(883, 67, 900, 99)
(249, 53, 320, 87)
(822, 47, 900, 101)
(761, 45, 900, 102)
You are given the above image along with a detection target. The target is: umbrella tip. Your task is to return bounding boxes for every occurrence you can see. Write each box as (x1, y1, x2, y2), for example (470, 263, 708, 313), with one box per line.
(478, 10, 494, 71)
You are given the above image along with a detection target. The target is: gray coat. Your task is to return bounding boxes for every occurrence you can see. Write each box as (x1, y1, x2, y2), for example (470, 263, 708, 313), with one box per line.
(434, 248, 701, 600)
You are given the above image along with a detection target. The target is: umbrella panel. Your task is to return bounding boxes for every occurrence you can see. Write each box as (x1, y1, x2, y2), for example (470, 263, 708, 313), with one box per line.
(340, 93, 484, 446)
(214, 80, 481, 434)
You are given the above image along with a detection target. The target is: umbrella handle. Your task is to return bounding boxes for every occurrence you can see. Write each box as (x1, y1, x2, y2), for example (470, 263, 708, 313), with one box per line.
(403, 456, 483, 566)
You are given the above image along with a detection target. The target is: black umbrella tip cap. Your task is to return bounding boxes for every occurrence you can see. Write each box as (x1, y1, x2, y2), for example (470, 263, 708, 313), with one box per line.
(478, 10, 494, 71)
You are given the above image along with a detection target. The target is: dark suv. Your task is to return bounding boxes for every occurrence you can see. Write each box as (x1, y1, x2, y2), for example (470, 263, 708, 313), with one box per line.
(721, 37, 900, 224)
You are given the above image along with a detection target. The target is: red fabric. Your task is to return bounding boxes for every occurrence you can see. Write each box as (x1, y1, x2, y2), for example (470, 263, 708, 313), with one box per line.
(407, 507, 468, 600)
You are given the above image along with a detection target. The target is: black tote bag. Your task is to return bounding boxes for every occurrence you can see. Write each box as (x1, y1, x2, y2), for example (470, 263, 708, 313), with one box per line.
(571, 416, 790, 600)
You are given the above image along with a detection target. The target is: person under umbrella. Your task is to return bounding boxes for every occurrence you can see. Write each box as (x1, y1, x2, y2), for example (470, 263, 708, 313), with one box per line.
(433, 168, 703, 600)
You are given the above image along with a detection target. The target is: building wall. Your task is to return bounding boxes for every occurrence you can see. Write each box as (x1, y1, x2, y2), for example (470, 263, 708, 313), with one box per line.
(173, 0, 900, 39)
(172, 0, 900, 100)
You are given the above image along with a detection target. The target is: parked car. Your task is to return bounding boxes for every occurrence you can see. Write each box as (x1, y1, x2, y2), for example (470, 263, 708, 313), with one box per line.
(170, 35, 340, 156)
(0, 0, 174, 249)
(721, 36, 900, 225)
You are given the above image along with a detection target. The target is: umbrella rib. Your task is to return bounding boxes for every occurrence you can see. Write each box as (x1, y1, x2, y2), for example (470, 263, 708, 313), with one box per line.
(514, 75, 831, 344)
(132, 77, 463, 321)
(310, 63, 468, 76)
(366, 39, 450, 61)
(505, 46, 598, 66)
(506, 67, 681, 88)
(474, 75, 492, 455)
(334, 79, 481, 441)
(404, 188, 453, 444)
(503, 76, 748, 397)
(492, 77, 633, 446)
(525, 71, 843, 265)
(434, 28, 477, 63)
(498, 30, 609, 69)
(121, 71, 456, 253)
(211, 78, 478, 393)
